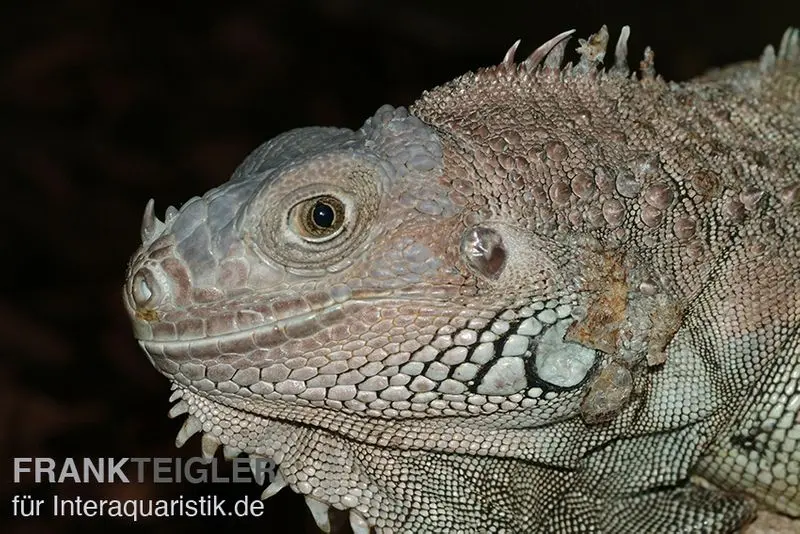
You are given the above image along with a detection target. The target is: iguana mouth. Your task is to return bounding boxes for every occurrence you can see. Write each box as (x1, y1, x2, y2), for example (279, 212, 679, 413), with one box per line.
(127, 280, 470, 344)
(134, 293, 477, 374)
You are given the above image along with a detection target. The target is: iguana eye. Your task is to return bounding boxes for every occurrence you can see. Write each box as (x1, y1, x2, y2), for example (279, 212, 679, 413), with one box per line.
(291, 195, 346, 241)
(250, 156, 382, 269)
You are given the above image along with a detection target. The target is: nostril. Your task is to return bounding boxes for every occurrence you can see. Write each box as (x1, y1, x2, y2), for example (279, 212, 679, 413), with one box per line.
(132, 269, 158, 308)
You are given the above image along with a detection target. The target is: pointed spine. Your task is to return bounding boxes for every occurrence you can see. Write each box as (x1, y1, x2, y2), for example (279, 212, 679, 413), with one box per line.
(639, 46, 656, 80)
(502, 39, 521, 68)
(610, 26, 631, 76)
(261, 470, 287, 500)
(168, 401, 188, 418)
(523, 29, 575, 71)
(201, 433, 221, 460)
(140, 199, 165, 244)
(175, 416, 201, 447)
(305, 497, 332, 533)
(165, 205, 179, 224)
(349, 510, 370, 534)
(778, 27, 799, 62)
(223, 444, 242, 460)
(249, 456, 268, 485)
(760, 45, 777, 73)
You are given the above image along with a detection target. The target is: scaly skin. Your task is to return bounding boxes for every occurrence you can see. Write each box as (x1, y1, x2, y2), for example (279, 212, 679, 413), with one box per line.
(125, 26, 800, 533)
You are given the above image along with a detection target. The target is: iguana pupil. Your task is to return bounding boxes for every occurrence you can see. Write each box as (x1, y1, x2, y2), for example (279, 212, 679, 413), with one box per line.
(295, 195, 344, 238)
(311, 200, 335, 228)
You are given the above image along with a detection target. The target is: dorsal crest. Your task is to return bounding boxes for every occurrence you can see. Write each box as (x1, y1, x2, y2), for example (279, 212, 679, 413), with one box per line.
(498, 25, 652, 81)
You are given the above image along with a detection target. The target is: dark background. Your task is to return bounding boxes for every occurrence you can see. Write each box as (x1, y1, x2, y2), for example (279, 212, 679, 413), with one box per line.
(2, 1, 798, 533)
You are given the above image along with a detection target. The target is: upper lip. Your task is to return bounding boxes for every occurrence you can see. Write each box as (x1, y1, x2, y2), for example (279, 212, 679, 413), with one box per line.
(131, 290, 468, 344)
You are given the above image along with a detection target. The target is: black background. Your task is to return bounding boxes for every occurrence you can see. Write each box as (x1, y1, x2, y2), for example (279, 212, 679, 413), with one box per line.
(2, 1, 798, 533)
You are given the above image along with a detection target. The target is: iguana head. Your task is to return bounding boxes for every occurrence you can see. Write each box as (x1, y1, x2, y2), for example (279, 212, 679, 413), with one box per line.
(123, 93, 604, 534)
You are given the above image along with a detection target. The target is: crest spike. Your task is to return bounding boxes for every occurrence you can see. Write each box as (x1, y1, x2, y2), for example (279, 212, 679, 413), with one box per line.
(639, 46, 656, 80)
(611, 25, 631, 76)
(523, 29, 575, 71)
(140, 198, 165, 244)
(777, 27, 798, 61)
(502, 39, 521, 68)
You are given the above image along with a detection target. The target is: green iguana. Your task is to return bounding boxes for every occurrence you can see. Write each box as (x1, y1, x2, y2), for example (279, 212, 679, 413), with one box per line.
(125, 26, 800, 533)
